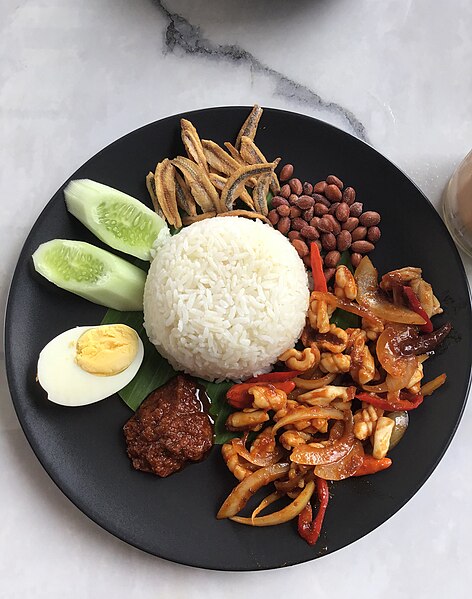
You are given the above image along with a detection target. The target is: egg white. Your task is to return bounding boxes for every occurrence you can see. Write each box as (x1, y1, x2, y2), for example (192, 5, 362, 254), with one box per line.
(37, 325, 144, 407)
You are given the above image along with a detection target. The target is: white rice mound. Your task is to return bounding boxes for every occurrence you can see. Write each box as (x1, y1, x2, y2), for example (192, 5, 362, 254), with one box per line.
(144, 217, 309, 382)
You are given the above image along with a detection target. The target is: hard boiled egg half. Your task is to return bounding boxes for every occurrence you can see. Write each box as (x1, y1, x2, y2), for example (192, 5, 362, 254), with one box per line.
(37, 324, 144, 406)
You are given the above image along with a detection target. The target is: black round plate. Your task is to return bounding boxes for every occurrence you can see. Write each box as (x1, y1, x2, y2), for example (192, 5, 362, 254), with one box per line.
(5, 107, 471, 571)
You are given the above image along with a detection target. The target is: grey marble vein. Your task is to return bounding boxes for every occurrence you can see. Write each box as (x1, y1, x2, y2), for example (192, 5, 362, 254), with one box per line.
(152, 0, 369, 142)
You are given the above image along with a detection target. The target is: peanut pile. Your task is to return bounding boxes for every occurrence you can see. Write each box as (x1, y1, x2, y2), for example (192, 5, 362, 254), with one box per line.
(269, 164, 381, 281)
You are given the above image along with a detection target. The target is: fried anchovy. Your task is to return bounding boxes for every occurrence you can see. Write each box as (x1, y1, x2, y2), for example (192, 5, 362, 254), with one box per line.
(180, 119, 208, 172)
(145, 171, 164, 219)
(235, 105, 263, 150)
(172, 156, 223, 213)
(224, 142, 245, 165)
(154, 159, 182, 227)
(201, 140, 240, 176)
(220, 162, 276, 212)
(182, 211, 216, 225)
(209, 173, 255, 210)
(240, 136, 281, 195)
(175, 171, 197, 216)
(252, 173, 271, 216)
(217, 210, 271, 224)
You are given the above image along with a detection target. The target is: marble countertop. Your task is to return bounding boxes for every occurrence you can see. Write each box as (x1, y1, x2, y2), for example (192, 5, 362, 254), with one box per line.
(1, 0, 471, 596)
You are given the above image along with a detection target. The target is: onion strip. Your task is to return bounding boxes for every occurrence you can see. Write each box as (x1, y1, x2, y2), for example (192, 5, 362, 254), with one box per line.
(272, 407, 344, 435)
(421, 373, 447, 396)
(230, 481, 315, 527)
(217, 463, 290, 519)
(293, 373, 336, 390)
(311, 291, 383, 327)
(251, 491, 283, 522)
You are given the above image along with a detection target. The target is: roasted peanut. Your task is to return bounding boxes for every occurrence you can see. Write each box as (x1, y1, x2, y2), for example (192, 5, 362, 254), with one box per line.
(324, 268, 336, 282)
(288, 193, 299, 205)
(328, 202, 340, 215)
(321, 232, 337, 251)
(290, 206, 302, 218)
(303, 182, 313, 195)
(277, 216, 291, 234)
(302, 207, 314, 221)
(289, 178, 303, 195)
(349, 202, 363, 217)
(359, 211, 381, 227)
(317, 216, 333, 233)
(351, 252, 362, 268)
(292, 239, 309, 258)
(367, 226, 381, 243)
(279, 164, 294, 181)
(335, 202, 350, 223)
(313, 181, 327, 194)
(300, 225, 319, 240)
(313, 194, 331, 208)
(325, 184, 342, 202)
(291, 217, 307, 231)
(342, 187, 356, 205)
(326, 175, 344, 189)
(272, 196, 289, 208)
(325, 214, 341, 235)
(268, 209, 279, 225)
(351, 240, 375, 254)
(296, 195, 315, 210)
(351, 226, 367, 241)
(324, 250, 341, 268)
(314, 203, 329, 217)
(337, 230, 352, 251)
(276, 204, 290, 217)
(288, 230, 303, 242)
(280, 184, 291, 199)
(342, 217, 359, 232)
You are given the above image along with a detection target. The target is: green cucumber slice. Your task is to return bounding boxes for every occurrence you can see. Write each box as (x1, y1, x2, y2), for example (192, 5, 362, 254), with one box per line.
(64, 179, 167, 261)
(32, 239, 146, 311)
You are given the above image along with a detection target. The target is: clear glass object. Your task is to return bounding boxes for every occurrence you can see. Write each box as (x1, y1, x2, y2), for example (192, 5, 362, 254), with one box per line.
(442, 149, 472, 257)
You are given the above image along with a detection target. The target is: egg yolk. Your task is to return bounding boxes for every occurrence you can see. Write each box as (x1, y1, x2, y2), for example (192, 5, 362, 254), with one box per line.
(75, 324, 139, 376)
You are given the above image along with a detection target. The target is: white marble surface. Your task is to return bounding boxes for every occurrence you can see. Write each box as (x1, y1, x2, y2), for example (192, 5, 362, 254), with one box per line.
(1, 0, 472, 596)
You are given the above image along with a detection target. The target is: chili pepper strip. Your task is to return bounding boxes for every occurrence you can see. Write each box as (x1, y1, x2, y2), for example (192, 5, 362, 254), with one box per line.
(353, 455, 392, 476)
(310, 243, 327, 293)
(403, 286, 433, 333)
(297, 477, 329, 546)
(356, 391, 424, 412)
(246, 371, 299, 383)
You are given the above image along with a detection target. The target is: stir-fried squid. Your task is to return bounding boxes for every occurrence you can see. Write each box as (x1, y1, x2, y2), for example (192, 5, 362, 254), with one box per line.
(218, 257, 450, 546)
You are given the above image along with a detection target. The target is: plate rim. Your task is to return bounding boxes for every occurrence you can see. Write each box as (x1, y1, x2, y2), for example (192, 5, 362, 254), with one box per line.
(4, 105, 472, 571)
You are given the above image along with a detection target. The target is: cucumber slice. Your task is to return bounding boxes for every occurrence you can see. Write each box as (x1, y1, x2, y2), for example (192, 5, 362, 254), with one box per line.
(64, 179, 167, 261)
(32, 239, 146, 311)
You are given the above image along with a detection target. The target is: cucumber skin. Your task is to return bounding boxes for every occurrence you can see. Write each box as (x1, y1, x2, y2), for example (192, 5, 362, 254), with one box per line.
(64, 179, 165, 261)
(32, 239, 146, 311)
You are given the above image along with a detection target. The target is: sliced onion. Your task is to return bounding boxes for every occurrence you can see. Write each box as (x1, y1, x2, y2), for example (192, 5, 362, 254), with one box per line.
(385, 411, 409, 449)
(290, 413, 355, 466)
(376, 324, 418, 380)
(293, 373, 336, 390)
(315, 440, 365, 481)
(231, 436, 283, 467)
(311, 291, 383, 327)
(217, 462, 290, 519)
(272, 406, 344, 435)
(361, 382, 388, 394)
(230, 480, 315, 526)
(355, 257, 426, 325)
(421, 373, 447, 396)
(251, 491, 283, 522)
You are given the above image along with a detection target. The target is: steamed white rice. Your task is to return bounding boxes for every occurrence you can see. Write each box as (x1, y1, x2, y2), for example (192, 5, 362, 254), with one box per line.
(144, 217, 309, 381)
